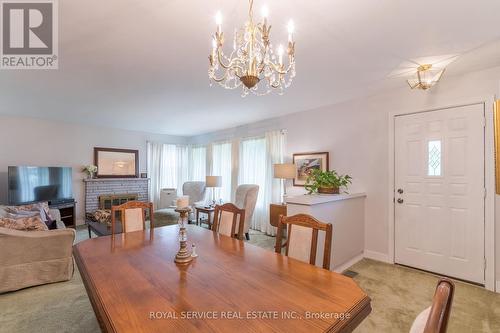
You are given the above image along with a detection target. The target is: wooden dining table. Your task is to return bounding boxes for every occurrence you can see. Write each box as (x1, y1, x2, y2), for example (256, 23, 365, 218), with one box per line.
(73, 225, 371, 333)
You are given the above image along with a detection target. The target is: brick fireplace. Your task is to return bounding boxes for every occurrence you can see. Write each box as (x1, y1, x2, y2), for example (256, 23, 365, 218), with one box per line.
(84, 178, 149, 214)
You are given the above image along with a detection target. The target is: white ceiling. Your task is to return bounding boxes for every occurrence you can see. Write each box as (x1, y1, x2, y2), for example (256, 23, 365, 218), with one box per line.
(2, 0, 500, 136)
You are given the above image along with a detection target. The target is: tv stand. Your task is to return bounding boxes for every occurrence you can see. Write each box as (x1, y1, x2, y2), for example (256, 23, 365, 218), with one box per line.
(49, 201, 76, 229)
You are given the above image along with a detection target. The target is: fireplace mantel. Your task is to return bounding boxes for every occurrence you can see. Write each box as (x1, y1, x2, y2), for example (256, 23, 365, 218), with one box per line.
(83, 178, 150, 182)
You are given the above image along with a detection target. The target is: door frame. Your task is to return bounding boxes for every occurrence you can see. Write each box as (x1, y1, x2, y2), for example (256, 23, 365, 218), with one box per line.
(387, 97, 496, 292)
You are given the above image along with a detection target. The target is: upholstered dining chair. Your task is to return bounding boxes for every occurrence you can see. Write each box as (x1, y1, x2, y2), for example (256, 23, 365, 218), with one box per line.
(234, 184, 259, 240)
(111, 201, 154, 235)
(275, 213, 333, 270)
(409, 278, 455, 333)
(212, 203, 245, 240)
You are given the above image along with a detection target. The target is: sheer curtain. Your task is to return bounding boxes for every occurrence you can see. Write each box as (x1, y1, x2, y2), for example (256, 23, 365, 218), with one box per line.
(263, 130, 286, 235)
(238, 130, 285, 235)
(147, 142, 189, 209)
(189, 145, 207, 181)
(211, 141, 232, 202)
(239, 137, 267, 232)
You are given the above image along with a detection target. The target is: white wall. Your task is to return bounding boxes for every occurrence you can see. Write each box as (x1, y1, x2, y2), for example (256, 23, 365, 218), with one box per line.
(191, 65, 500, 280)
(0, 116, 187, 224)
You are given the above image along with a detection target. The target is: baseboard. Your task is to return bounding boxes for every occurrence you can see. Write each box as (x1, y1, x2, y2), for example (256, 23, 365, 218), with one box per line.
(334, 253, 364, 273)
(363, 250, 392, 264)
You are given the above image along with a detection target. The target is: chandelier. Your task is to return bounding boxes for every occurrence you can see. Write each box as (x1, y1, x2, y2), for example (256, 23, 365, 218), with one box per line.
(208, 0, 296, 97)
(407, 64, 445, 90)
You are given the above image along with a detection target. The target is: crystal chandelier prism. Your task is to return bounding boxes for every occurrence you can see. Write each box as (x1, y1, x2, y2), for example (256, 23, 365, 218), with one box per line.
(208, 0, 296, 97)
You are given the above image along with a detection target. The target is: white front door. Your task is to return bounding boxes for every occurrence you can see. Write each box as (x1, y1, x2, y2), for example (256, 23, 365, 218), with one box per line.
(394, 104, 485, 284)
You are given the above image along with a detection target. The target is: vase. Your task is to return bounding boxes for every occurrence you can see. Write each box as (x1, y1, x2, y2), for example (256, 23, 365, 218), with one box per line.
(318, 186, 339, 194)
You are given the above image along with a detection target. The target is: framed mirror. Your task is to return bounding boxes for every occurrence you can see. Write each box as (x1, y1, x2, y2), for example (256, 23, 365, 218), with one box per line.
(94, 147, 139, 178)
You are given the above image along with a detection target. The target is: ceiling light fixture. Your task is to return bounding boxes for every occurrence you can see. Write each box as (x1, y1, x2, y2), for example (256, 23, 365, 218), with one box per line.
(406, 64, 445, 90)
(208, 0, 296, 97)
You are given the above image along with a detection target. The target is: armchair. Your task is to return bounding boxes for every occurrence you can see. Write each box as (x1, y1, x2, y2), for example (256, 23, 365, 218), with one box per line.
(153, 182, 206, 227)
(234, 184, 259, 240)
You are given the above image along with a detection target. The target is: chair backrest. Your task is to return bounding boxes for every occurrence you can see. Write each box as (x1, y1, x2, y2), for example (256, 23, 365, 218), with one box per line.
(212, 203, 245, 240)
(234, 184, 259, 233)
(182, 181, 206, 205)
(275, 213, 333, 270)
(159, 188, 177, 209)
(111, 201, 154, 234)
(420, 278, 455, 333)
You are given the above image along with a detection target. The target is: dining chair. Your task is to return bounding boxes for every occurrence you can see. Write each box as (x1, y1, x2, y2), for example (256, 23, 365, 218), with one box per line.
(212, 203, 245, 240)
(275, 213, 333, 270)
(409, 278, 455, 333)
(111, 201, 154, 235)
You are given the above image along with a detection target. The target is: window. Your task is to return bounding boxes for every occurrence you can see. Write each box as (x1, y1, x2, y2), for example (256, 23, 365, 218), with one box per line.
(212, 142, 232, 202)
(189, 145, 206, 181)
(428, 140, 442, 176)
(239, 137, 267, 227)
(147, 142, 189, 208)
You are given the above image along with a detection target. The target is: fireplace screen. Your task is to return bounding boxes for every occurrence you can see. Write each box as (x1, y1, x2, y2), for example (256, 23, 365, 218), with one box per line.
(99, 194, 138, 210)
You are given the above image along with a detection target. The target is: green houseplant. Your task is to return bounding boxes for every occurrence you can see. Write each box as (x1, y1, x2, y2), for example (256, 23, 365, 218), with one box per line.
(304, 169, 352, 194)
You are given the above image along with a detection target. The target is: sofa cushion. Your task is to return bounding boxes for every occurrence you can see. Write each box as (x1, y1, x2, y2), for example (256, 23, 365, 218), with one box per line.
(5, 202, 57, 230)
(5, 202, 55, 228)
(0, 215, 48, 231)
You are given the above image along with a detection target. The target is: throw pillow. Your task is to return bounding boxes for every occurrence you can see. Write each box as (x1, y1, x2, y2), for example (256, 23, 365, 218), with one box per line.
(94, 209, 112, 226)
(6, 202, 55, 229)
(0, 216, 48, 231)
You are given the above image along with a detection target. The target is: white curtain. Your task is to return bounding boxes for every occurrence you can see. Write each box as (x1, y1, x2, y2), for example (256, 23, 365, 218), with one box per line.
(238, 130, 285, 235)
(147, 142, 189, 209)
(264, 130, 286, 235)
(239, 137, 267, 232)
(189, 145, 207, 181)
(211, 141, 232, 202)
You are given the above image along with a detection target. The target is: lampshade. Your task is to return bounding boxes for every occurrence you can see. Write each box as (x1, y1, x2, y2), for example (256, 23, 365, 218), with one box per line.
(206, 175, 222, 187)
(273, 163, 296, 179)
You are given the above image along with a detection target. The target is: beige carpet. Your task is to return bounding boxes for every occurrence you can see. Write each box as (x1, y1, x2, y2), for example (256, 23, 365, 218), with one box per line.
(1, 226, 499, 333)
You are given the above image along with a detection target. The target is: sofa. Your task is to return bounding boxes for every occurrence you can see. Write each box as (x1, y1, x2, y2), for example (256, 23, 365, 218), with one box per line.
(0, 205, 75, 293)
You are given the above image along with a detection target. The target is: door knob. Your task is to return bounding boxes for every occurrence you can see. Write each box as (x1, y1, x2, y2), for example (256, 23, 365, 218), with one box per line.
(397, 188, 404, 194)
(397, 198, 404, 204)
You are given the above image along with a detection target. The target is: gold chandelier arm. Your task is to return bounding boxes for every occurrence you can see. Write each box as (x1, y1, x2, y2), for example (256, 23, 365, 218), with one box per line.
(217, 49, 246, 71)
(211, 72, 227, 83)
(216, 53, 247, 78)
(267, 60, 294, 75)
(249, 0, 254, 23)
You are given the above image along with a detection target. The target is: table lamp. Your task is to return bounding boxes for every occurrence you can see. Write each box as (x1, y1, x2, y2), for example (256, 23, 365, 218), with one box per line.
(273, 163, 296, 204)
(205, 175, 222, 206)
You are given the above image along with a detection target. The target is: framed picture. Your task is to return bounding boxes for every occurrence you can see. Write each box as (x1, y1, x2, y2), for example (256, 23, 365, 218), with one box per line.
(94, 147, 139, 178)
(292, 152, 329, 186)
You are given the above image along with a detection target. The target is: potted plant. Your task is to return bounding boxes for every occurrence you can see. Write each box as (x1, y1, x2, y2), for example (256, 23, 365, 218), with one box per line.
(83, 165, 98, 179)
(304, 169, 352, 194)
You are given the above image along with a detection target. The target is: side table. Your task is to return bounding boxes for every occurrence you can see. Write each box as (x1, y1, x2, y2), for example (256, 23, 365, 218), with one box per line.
(195, 206, 215, 229)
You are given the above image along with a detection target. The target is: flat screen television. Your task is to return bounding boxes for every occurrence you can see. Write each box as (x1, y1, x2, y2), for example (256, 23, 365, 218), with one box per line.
(8, 166, 74, 205)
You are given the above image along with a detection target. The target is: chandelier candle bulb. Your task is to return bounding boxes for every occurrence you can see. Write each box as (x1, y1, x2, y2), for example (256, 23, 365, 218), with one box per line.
(261, 5, 269, 20)
(215, 11, 222, 33)
(287, 20, 294, 42)
(278, 44, 284, 65)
